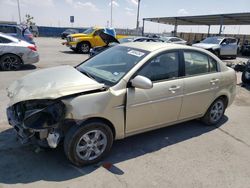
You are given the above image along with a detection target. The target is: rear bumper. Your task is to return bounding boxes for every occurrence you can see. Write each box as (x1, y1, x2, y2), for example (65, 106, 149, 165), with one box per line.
(23, 52, 39, 64)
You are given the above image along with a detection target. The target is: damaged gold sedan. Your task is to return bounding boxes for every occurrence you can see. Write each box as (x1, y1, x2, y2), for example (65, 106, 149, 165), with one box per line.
(6, 42, 236, 166)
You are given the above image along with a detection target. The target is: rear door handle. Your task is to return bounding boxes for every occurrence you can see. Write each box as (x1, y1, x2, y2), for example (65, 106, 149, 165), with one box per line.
(210, 78, 219, 85)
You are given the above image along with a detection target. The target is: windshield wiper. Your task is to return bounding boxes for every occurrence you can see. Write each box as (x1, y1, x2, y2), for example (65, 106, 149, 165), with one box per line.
(80, 70, 96, 81)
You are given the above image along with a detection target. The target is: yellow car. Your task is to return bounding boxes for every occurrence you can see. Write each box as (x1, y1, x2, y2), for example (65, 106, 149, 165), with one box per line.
(64, 27, 122, 53)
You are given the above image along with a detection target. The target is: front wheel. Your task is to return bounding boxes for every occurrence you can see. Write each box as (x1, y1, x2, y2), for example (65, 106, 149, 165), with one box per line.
(202, 98, 226, 126)
(64, 121, 113, 166)
(77, 42, 91, 54)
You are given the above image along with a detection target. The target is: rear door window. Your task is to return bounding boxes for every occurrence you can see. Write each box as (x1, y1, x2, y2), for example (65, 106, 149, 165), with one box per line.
(0, 36, 12, 43)
(184, 51, 209, 75)
(208, 57, 218, 72)
(184, 51, 218, 76)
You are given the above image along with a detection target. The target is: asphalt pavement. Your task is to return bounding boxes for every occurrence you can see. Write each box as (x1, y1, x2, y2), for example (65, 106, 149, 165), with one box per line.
(0, 37, 250, 188)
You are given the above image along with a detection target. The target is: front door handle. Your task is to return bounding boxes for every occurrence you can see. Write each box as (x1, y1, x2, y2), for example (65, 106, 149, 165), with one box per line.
(169, 85, 181, 93)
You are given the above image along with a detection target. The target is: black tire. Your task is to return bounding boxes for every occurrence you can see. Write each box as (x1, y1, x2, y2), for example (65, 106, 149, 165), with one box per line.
(64, 121, 113, 166)
(201, 98, 226, 126)
(231, 55, 237, 59)
(242, 70, 250, 84)
(0, 54, 22, 71)
(213, 50, 220, 58)
(77, 42, 91, 54)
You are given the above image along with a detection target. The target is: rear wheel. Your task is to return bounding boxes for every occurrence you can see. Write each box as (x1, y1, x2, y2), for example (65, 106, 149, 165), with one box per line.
(64, 121, 113, 166)
(202, 98, 226, 126)
(0, 54, 22, 71)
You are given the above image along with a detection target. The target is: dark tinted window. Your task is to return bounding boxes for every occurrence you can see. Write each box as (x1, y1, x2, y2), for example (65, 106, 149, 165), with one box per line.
(0, 26, 17, 33)
(229, 38, 237, 44)
(137, 52, 179, 81)
(134, 38, 145, 42)
(171, 38, 181, 42)
(0, 36, 12, 43)
(184, 51, 209, 75)
(94, 29, 104, 36)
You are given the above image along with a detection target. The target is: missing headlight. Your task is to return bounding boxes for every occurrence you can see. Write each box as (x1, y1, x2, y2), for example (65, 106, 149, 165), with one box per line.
(14, 100, 66, 130)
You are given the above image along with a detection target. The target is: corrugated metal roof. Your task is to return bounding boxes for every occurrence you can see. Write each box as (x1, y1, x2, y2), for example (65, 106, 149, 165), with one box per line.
(144, 12, 250, 26)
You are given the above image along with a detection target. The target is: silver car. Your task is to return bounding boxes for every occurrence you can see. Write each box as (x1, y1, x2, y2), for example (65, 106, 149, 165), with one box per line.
(192, 36, 238, 59)
(0, 33, 39, 71)
(162, 37, 187, 45)
(6, 43, 236, 166)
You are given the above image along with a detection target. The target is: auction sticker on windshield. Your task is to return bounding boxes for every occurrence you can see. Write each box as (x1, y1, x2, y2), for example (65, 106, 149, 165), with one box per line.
(127, 50, 145, 57)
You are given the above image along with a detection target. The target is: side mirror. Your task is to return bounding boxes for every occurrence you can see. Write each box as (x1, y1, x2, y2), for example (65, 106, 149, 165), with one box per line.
(222, 42, 228, 46)
(130, 75, 153, 89)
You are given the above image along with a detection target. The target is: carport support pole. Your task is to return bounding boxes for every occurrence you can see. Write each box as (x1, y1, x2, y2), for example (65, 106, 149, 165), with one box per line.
(207, 25, 211, 36)
(174, 18, 178, 37)
(17, 0, 21, 24)
(110, 0, 113, 27)
(219, 16, 224, 35)
(142, 19, 145, 36)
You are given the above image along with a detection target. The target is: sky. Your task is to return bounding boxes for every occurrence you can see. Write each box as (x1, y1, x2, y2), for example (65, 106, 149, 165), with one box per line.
(0, 0, 250, 34)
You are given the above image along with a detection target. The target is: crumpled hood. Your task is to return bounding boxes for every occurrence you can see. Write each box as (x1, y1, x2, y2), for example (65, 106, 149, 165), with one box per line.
(192, 43, 220, 50)
(7, 65, 105, 106)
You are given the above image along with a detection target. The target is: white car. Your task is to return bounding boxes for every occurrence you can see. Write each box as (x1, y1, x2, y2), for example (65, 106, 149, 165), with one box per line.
(162, 37, 187, 45)
(192, 37, 238, 59)
(0, 33, 39, 71)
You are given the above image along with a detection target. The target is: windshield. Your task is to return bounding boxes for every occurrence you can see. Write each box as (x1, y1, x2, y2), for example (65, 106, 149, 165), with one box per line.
(83, 27, 95, 34)
(77, 46, 149, 86)
(201, 37, 222, 44)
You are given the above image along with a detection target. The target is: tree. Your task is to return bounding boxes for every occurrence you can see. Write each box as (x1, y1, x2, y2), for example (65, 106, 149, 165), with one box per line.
(25, 14, 36, 26)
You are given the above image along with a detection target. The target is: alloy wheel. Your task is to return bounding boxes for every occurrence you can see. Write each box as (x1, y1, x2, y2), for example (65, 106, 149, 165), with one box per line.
(1, 55, 21, 71)
(76, 130, 107, 161)
(81, 43, 90, 53)
(209, 100, 224, 123)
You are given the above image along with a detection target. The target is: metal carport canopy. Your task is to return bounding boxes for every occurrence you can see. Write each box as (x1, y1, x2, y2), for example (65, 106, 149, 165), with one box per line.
(142, 12, 250, 35)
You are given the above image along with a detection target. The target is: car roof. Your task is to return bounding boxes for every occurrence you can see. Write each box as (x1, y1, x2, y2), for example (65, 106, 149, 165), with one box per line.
(205, 36, 237, 40)
(120, 42, 196, 52)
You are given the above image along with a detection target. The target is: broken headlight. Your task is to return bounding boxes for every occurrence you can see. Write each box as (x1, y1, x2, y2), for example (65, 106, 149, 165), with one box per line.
(14, 100, 65, 130)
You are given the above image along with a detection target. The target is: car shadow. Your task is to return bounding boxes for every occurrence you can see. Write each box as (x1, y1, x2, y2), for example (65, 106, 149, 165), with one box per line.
(60, 50, 83, 55)
(0, 64, 37, 72)
(241, 83, 250, 91)
(0, 116, 228, 184)
(19, 64, 37, 71)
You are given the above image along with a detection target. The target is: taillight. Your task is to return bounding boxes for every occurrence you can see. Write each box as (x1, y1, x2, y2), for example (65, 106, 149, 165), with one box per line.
(28, 34, 33, 39)
(28, 45, 37, 51)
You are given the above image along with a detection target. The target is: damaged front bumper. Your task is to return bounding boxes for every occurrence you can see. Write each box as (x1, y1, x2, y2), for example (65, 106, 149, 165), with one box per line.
(6, 100, 66, 147)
